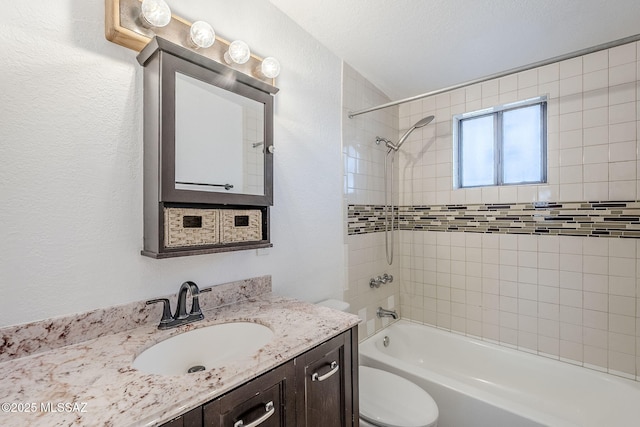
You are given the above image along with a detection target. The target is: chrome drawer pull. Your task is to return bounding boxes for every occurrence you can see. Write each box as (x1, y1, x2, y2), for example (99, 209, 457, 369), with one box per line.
(233, 401, 274, 427)
(311, 361, 339, 382)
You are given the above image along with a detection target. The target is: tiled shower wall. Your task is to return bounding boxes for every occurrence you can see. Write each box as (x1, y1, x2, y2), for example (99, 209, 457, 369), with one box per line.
(398, 40, 640, 379)
(342, 63, 400, 340)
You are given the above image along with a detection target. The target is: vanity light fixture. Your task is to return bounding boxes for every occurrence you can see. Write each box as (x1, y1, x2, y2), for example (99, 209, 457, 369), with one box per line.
(258, 57, 281, 79)
(224, 40, 251, 65)
(106, 0, 281, 84)
(140, 0, 172, 28)
(189, 21, 215, 49)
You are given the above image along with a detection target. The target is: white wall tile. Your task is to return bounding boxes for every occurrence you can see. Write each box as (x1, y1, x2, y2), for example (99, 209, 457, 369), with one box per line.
(610, 83, 636, 105)
(583, 106, 609, 128)
(583, 255, 609, 275)
(584, 50, 609, 73)
(610, 276, 636, 297)
(539, 63, 560, 84)
(560, 57, 583, 79)
(584, 87, 609, 110)
(584, 70, 609, 91)
(560, 76, 583, 96)
(610, 63, 637, 86)
(584, 273, 609, 293)
(610, 43, 637, 67)
(609, 161, 636, 181)
(609, 140, 637, 161)
(610, 239, 636, 258)
(609, 181, 636, 199)
(583, 182, 608, 200)
(499, 75, 518, 93)
(610, 315, 636, 336)
(609, 102, 637, 125)
(609, 121, 636, 143)
(610, 257, 636, 278)
(583, 125, 608, 146)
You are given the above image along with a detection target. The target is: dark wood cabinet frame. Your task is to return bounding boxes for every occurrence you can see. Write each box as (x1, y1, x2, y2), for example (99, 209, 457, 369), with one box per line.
(137, 37, 278, 258)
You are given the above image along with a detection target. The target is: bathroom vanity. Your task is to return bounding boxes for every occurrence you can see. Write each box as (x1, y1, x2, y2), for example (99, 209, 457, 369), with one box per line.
(0, 277, 360, 426)
(164, 330, 356, 427)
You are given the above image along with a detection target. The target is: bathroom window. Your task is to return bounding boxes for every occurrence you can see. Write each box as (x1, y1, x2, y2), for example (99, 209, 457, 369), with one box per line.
(453, 97, 547, 188)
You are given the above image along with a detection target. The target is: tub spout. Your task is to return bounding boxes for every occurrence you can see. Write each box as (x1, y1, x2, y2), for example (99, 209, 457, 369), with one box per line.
(377, 307, 398, 319)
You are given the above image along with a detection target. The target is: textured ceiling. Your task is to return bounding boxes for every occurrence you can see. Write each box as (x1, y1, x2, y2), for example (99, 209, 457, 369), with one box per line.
(268, 0, 640, 100)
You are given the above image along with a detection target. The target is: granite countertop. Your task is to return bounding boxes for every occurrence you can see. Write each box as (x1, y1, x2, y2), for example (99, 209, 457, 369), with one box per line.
(0, 293, 359, 427)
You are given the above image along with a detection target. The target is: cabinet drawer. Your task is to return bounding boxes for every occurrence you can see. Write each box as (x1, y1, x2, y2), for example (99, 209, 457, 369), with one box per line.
(203, 360, 295, 427)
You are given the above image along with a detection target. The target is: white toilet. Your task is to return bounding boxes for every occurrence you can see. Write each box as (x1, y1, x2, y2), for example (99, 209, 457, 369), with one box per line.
(359, 366, 438, 427)
(316, 300, 439, 427)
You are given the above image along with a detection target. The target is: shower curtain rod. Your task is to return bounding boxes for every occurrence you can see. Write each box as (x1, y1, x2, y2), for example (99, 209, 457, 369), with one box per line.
(348, 33, 640, 119)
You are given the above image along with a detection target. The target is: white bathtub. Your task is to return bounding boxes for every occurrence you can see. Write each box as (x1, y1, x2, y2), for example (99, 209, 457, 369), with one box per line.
(359, 320, 640, 427)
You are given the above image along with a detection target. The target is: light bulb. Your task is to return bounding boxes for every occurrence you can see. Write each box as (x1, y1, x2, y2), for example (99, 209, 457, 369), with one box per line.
(140, 0, 171, 28)
(260, 57, 281, 78)
(224, 40, 251, 65)
(189, 21, 215, 49)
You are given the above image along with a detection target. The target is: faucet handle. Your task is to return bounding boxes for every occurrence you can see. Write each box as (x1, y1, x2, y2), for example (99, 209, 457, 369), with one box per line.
(191, 287, 211, 315)
(146, 298, 173, 329)
(190, 293, 202, 316)
(182, 281, 207, 319)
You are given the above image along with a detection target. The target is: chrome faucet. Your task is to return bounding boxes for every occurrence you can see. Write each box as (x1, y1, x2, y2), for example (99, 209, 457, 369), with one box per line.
(377, 307, 398, 320)
(146, 281, 210, 330)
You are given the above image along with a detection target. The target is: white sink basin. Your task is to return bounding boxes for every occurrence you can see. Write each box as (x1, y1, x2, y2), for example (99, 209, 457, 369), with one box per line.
(132, 322, 274, 376)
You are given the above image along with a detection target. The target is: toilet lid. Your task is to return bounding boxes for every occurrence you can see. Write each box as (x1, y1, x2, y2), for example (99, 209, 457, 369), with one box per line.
(359, 366, 438, 427)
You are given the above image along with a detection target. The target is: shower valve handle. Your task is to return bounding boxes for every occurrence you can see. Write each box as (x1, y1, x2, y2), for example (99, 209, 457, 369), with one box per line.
(370, 273, 394, 288)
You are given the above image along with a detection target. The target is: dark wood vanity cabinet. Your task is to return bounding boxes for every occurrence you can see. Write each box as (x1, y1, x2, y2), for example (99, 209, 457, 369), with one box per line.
(160, 327, 358, 427)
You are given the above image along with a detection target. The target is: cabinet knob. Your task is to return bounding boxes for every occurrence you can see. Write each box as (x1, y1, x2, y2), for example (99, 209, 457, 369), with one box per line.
(311, 361, 340, 382)
(233, 401, 274, 427)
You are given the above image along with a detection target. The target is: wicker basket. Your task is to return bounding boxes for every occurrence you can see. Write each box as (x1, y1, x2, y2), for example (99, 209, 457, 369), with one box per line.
(220, 210, 262, 244)
(164, 207, 220, 248)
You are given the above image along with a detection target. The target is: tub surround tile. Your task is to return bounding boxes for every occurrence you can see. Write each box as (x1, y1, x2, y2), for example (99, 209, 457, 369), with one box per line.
(344, 40, 640, 380)
(0, 276, 271, 363)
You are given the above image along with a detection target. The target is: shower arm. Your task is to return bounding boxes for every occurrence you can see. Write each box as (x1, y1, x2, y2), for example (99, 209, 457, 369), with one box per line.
(386, 126, 416, 152)
(378, 115, 435, 153)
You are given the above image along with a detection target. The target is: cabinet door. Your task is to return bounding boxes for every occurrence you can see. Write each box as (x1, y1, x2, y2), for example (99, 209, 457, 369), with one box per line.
(296, 329, 357, 427)
(203, 360, 295, 427)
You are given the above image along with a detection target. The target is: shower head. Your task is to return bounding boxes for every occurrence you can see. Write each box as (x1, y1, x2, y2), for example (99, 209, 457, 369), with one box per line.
(412, 115, 436, 129)
(386, 115, 435, 152)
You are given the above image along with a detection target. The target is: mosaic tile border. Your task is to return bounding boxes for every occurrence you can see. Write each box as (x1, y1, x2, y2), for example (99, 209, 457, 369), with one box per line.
(348, 201, 640, 238)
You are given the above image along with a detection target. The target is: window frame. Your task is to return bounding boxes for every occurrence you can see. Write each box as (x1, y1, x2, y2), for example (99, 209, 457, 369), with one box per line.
(453, 96, 548, 189)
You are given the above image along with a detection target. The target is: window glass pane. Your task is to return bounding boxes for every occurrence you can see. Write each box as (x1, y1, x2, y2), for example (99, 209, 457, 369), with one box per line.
(502, 105, 543, 184)
(461, 115, 494, 187)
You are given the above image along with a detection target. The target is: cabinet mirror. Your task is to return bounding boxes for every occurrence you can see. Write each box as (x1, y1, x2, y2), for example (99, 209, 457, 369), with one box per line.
(175, 72, 265, 196)
(138, 37, 277, 207)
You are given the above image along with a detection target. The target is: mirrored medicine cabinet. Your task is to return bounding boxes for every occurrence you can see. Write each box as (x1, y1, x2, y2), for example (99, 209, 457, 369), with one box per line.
(137, 37, 278, 258)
